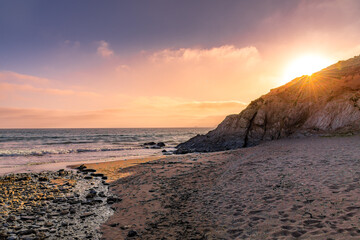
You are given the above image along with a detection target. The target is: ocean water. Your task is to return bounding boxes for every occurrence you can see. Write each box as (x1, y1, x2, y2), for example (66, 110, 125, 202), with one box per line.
(0, 128, 211, 167)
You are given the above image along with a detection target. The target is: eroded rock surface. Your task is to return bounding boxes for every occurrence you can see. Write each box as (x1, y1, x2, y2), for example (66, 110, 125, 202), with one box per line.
(0, 170, 115, 240)
(177, 55, 360, 153)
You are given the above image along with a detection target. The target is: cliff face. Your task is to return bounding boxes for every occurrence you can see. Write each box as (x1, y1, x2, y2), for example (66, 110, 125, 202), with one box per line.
(176, 55, 360, 153)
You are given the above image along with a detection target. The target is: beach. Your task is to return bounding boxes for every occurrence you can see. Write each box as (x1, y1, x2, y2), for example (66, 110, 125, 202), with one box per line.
(0, 128, 209, 175)
(98, 134, 360, 239)
(2, 1, 360, 239)
(1, 135, 360, 239)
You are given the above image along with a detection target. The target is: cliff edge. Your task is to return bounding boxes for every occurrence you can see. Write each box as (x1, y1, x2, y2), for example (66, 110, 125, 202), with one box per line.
(176, 55, 360, 153)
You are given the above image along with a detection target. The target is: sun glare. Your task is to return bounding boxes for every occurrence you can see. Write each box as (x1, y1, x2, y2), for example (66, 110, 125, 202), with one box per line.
(281, 54, 334, 85)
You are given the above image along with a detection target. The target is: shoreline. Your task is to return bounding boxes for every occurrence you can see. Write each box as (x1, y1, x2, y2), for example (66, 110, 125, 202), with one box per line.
(1, 135, 360, 239)
(0, 154, 165, 176)
(98, 135, 360, 239)
(0, 156, 166, 239)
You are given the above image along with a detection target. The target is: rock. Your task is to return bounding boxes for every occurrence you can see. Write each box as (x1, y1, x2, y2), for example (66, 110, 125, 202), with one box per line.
(20, 216, 36, 221)
(175, 148, 189, 154)
(143, 142, 156, 146)
(86, 190, 97, 199)
(76, 164, 87, 170)
(67, 199, 81, 204)
(0, 231, 8, 239)
(91, 173, 104, 178)
(60, 210, 69, 215)
(80, 213, 94, 219)
(18, 229, 36, 235)
(82, 169, 96, 173)
(61, 222, 68, 227)
(6, 215, 16, 222)
(176, 55, 360, 153)
(36, 232, 47, 239)
(157, 142, 166, 147)
(16, 176, 31, 182)
(120, 225, 131, 230)
(91, 198, 103, 204)
(44, 222, 53, 227)
(0, 171, 113, 240)
(89, 189, 97, 194)
(37, 228, 49, 232)
(38, 177, 48, 182)
(58, 169, 67, 176)
(127, 230, 138, 237)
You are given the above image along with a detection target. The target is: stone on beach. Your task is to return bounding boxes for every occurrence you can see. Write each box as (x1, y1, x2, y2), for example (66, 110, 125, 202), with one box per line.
(0, 170, 115, 240)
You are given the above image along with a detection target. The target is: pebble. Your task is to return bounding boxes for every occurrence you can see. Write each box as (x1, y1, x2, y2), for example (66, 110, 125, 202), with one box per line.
(127, 230, 138, 237)
(0, 171, 115, 240)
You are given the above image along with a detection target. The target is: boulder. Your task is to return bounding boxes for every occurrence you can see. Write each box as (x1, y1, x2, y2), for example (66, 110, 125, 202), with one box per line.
(157, 142, 166, 147)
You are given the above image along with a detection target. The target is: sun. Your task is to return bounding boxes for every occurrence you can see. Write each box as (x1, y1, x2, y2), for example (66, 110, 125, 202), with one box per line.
(281, 54, 334, 85)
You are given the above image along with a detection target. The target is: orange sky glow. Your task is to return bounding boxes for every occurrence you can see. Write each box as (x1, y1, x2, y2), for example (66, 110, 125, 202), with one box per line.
(1, 1, 360, 128)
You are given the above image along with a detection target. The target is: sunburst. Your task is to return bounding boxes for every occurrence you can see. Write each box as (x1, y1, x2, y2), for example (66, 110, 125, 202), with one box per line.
(281, 54, 334, 85)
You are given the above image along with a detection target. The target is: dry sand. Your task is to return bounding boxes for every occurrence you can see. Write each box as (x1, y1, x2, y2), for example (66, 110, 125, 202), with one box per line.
(91, 135, 360, 239)
(70, 156, 165, 182)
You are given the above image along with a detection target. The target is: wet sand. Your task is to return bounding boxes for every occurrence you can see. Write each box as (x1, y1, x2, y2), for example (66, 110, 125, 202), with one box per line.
(0, 156, 163, 176)
(70, 156, 165, 182)
(93, 135, 360, 239)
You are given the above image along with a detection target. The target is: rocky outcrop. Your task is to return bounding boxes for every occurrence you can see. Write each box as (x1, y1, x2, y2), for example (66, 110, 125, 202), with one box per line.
(176, 55, 360, 153)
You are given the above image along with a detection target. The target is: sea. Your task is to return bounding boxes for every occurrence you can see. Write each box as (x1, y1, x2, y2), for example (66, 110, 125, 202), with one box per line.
(0, 128, 211, 168)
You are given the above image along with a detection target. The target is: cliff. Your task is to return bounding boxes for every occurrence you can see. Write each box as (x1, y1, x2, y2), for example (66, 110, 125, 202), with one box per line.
(176, 55, 360, 153)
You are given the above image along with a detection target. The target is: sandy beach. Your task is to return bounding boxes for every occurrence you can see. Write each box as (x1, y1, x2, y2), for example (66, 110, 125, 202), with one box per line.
(1, 135, 360, 239)
(92, 135, 360, 239)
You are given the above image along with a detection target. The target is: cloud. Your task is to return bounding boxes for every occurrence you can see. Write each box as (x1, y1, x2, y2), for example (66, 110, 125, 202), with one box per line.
(177, 100, 247, 112)
(97, 40, 114, 58)
(64, 40, 80, 48)
(0, 45, 265, 127)
(0, 107, 124, 128)
(0, 71, 50, 84)
(0, 71, 98, 97)
(116, 64, 131, 71)
(125, 96, 248, 127)
(0, 98, 248, 128)
(110, 45, 264, 101)
(150, 45, 260, 66)
(0, 82, 99, 97)
(132, 96, 247, 112)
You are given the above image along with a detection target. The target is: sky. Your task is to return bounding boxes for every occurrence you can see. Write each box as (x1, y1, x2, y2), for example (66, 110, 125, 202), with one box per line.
(1, 0, 360, 128)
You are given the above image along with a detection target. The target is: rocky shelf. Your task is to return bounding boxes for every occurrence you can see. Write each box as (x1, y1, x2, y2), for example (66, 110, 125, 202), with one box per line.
(0, 169, 120, 240)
